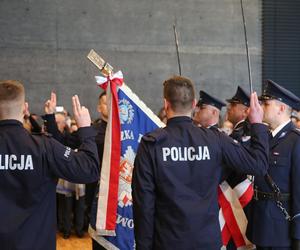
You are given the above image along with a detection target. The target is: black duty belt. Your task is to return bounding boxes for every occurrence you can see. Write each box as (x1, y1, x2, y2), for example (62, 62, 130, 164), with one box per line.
(254, 189, 290, 201)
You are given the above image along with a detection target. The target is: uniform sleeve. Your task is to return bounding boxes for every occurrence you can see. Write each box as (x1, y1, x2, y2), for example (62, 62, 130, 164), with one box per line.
(221, 123, 269, 176)
(43, 114, 62, 140)
(29, 115, 42, 133)
(44, 126, 100, 184)
(43, 113, 81, 149)
(291, 137, 300, 240)
(132, 139, 156, 250)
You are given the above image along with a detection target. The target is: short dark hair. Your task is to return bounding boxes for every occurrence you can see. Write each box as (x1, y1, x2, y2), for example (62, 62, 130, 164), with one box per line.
(98, 91, 106, 100)
(0, 80, 25, 117)
(163, 76, 195, 112)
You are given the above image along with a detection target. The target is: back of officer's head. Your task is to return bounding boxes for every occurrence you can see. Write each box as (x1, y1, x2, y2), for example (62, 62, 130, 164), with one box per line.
(163, 76, 195, 114)
(0, 80, 25, 120)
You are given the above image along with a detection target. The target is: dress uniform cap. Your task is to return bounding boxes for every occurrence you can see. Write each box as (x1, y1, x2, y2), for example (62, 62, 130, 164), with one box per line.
(197, 90, 226, 110)
(226, 86, 250, 107)
(259, 79, 300, 111)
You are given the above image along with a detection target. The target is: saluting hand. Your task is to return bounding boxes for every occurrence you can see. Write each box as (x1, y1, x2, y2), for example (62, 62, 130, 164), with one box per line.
(248, 92, 264, 124)
(72, 95, 91, 128)
(44, 92, 57, 114)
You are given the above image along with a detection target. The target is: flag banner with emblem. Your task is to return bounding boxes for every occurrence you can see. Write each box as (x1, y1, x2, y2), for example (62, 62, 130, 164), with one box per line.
(89, 76, 164, 249)
(218, 179, 254, 249)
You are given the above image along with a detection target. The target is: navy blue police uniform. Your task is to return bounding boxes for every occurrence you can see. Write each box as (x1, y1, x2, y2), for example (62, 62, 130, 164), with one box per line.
(226, 86, 252, 143)
(0, 119, 100, 250)
(132, 116, 269, 250)
(223, 86, 253, 249)
(246, 80, 300, 249)
(224, 86, 252, 187)
(44, 113, 107, 249)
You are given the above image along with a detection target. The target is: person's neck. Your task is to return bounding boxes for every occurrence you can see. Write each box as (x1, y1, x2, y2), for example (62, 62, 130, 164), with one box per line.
(0, 115, 23, 123)
(202, 119, 218, 128)
(270, 117, 290, 131)
(167, 113, 192, 119)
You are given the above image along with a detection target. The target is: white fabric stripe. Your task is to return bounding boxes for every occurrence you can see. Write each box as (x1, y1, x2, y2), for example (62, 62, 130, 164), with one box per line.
(89, 225, 120, 250)
(233, 179, 252, 199)
(95, 71, 124, 86)
(220, 181, 251, 246)
(219, 207, 226, 230)
(96, 86, 113, 231)
(120, 84, 165, 127)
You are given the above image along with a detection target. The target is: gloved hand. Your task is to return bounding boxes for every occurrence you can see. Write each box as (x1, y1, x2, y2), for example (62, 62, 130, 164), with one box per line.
(293, 239, 300, 250)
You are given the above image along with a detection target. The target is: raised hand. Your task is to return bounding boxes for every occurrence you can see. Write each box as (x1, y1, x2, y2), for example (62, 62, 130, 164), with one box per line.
(44, 92, 57, 114)
(248, 92, 263, 124)
(72, 95, 91, 128)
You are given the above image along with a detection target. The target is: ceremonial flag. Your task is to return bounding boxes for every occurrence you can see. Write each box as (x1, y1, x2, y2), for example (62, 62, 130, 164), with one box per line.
(89, 72, 164, 249)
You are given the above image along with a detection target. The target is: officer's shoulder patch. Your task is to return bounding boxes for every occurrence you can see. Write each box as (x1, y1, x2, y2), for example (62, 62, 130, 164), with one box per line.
(229, 138, 240, 147)
(143, 128, 167, 143)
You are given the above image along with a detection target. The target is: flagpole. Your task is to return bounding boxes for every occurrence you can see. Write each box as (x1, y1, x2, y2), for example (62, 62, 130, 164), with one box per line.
(240, 0, 253, 93)
(173, 24, 182, 76)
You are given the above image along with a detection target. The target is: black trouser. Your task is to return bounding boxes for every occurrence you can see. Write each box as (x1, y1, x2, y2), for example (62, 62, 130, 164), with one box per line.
(64, 196, 85, 235)
(56, 193, 65, 232)
(92, 239, 107, 250)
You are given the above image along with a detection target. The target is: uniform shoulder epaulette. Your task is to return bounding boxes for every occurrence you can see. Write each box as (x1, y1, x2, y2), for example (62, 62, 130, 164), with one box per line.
(143, 128, 167, 143)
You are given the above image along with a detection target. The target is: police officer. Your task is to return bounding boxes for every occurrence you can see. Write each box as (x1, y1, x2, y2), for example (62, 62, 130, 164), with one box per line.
(44, 91, 108, 250)
(193, 90, 226, 129)
(224, 86, 253, 249)
(0, 80, 100, 250)
(246, 80, 300, 250)
(226, 86, 251, 141)
(132, 75, 269, 250)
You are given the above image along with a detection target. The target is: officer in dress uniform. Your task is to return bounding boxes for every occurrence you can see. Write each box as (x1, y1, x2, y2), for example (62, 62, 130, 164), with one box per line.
(224, 86, 254, 249)
(132, 75, 269, 250)
(246, 80, 300, 250)
(193, 90, 226, 129)
(0, 80, 100, 250)
(226, 86, 251, 141)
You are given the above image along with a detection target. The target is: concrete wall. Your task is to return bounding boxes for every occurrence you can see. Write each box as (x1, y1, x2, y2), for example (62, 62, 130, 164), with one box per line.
(0, 0, 261, 119)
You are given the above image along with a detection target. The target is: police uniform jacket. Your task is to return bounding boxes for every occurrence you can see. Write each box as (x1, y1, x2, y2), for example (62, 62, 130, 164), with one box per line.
(132, 116, 269, 250)
(0, 119, 100, 250)
(247, 121, 300, 247)
(43, 114, 107, 213)
(225, 119, 251, 186)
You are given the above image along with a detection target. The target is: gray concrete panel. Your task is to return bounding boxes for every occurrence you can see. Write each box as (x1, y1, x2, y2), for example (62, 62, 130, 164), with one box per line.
(0, 0, 261, 119)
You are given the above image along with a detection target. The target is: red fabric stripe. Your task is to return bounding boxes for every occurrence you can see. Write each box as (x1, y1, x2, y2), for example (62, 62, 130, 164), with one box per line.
(239, 184, 253, 208)
(218, 186, 246, 247)
(218, 187, 231, 245)
(105, 80, 122, 230)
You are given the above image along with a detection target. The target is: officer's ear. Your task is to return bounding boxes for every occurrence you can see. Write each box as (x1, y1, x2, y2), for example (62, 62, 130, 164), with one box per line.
(163, 98, 169, 111)
(23, 102, 29, 116)
(212, 108, 217, 116)
(192, 99, 196, 109)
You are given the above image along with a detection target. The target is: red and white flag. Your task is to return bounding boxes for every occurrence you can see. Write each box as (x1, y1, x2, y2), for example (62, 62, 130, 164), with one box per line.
(218, 178, 254, 249)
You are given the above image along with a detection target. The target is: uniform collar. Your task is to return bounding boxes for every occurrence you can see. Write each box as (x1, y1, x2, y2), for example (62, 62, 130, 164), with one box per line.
(167, 116, 193, 125)
(0, 119, 23, 127)
(233, 119, 245, 130)
(271, 119, 291, 137)
(207, 123, 218, 129)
